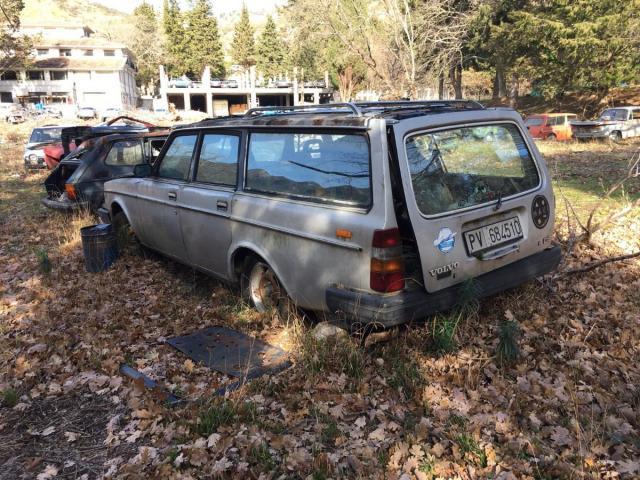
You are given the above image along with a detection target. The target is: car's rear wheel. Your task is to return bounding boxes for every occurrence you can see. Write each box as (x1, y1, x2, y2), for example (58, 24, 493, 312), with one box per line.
(241, 256, 294, 320)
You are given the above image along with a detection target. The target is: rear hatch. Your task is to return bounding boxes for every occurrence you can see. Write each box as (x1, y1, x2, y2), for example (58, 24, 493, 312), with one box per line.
(392, 109, 555, 293)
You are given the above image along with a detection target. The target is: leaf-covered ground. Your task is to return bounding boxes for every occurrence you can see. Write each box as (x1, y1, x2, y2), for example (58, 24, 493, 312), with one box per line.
(1, 122, 638, 479)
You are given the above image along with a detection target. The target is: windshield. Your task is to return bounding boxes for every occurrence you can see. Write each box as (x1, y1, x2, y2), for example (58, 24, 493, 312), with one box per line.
(525, 117, 544, 126)
(600, 109, 628, 121)
(29, 128, 63, 144)
(405, 123, 540, 216)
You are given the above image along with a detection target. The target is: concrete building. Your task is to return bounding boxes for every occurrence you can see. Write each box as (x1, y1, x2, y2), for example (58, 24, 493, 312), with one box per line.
(0, 22, 138, 110)
(159, 65, 334, 116)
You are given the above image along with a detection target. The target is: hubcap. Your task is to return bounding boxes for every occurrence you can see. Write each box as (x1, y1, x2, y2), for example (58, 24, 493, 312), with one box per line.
(249, 262, 283, 313)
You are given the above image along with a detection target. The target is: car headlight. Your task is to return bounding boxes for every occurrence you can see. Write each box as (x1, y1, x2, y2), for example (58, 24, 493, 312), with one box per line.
(28, 153, 38, 162)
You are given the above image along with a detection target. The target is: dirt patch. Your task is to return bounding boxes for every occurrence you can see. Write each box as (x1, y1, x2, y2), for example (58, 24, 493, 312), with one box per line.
(0, 392, 134, 479)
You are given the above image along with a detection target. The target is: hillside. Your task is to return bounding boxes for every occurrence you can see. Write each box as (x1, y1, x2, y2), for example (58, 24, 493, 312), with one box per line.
(20, 0, 133, 44)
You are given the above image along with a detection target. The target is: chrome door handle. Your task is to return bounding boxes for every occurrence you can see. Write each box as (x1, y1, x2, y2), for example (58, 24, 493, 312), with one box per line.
(168, 192, 177, 200)
(217, 200, 228, 211)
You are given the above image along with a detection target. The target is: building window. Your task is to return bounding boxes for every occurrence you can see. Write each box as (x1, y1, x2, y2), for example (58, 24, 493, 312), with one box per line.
(0, 71, 18, 80)
(1, 92, 12, 103)
(84, 49, 93, 56)
(37, 48, 49, 56)
(50, 70, 68, 80)
(60, 48, 71, 57)
(27, 71, 45, 80)
(104, 49, 115, 57)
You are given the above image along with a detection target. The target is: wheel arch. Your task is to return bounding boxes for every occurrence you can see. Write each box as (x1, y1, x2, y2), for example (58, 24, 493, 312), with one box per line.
(228, 243, 292, 299)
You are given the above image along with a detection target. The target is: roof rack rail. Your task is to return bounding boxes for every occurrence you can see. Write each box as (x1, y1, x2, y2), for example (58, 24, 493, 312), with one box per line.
(355, 100, 485, 111)
(245, 102, 363, 117)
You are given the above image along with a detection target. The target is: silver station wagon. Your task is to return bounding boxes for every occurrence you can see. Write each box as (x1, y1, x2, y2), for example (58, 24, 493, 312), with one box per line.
(100, 101, 561, 327)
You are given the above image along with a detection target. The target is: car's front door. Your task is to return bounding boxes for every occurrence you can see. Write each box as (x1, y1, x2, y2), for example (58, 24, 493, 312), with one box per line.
(179, 131, 240, 278)
(135, 133, 197, 260)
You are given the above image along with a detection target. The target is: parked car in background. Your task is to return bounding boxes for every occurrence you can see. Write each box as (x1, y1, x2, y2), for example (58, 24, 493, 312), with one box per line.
(211, 78, 223, 88)
(43, 130, 167, 212)
(100, 101, 560, 326)
(24, 125, 66, 169)
(221, 79, 239, 88)
(77, 106, 97, 120)
(101, 107, 124, 122)
(303, 80, 326, 88)
(276, 80, 293, 88)
(169, 76, 193, 88)
(6, 107, 26, 124)
(525, 113, 577, 141)
(570, 106, 640, 141)
(41, 116, 159, 171)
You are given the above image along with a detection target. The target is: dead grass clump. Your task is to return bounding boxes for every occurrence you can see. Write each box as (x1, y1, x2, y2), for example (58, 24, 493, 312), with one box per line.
(291, 319, 365, 379)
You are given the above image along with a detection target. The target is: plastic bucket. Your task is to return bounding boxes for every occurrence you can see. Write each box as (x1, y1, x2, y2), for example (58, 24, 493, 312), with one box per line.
(80, 224, 119, 272)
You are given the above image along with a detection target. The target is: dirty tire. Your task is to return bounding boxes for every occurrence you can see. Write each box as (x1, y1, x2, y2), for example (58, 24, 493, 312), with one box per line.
(609, 130, 622, 143)
(241, 256, 294, 320)
(112, 212, 137, 254)
(547, 133, 557, 141)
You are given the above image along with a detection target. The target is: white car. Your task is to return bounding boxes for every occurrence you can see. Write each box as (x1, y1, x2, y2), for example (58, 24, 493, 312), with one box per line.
(77, 107, 97, 120)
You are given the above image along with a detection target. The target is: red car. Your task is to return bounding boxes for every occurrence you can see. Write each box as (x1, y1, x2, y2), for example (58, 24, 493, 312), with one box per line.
(525, 113, 577, 141)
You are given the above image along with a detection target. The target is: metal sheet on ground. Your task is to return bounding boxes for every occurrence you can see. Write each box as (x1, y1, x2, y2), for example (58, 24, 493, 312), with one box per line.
(166, 326, 291, 379)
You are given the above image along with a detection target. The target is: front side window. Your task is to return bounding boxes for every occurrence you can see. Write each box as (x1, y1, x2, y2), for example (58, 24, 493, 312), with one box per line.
(195, 134, 239, 186)
(406, 124, 540, 216)
(105, 140, 144, 166)
(157, 135, 197, 180)
(246, 132, 371, 207)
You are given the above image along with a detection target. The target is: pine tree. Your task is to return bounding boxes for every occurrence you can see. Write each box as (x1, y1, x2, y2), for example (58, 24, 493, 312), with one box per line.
(232, 4, 256, 68)
(256, 16, 285, 80)
(162, 0, 188, 76)
(132, 2, 162, 94)
(183, 0, 225, 78)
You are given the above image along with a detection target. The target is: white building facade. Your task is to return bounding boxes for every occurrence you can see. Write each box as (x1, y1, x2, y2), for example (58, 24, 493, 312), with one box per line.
(0, 22, 138, 110)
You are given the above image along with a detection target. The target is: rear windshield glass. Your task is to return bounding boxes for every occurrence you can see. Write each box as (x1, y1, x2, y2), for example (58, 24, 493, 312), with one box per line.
(525, 117, 544, 126)
(405, 123, 539, 216)
(29, 128, 62, 144)
(246, 132, 371, 207)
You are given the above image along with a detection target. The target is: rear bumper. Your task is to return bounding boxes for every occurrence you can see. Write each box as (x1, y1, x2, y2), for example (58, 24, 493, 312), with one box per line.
(41, 195, 87, 212)
(326, 246, 562, 328)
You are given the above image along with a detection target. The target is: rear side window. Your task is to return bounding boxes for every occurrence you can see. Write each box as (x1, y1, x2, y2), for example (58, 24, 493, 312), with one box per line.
(195, 134, 239, 186)
(105, 140, 143, 166)
(157, 135, 197, 180)
(245, 132, 371, 207)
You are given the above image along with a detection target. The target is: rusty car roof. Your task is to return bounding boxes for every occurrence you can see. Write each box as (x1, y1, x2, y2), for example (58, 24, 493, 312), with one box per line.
(175, 101, 487, 130)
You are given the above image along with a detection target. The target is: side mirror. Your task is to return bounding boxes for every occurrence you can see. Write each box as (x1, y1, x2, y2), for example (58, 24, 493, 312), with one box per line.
(133, 163, 152, 177)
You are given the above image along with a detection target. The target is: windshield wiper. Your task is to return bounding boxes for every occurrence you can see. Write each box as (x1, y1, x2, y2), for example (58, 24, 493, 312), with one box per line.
(493, 191, 503, 211)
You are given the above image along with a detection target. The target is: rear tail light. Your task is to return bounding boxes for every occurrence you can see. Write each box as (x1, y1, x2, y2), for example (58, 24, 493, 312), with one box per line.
(370, 228, 405, 293)
(65, 183, 77, 200)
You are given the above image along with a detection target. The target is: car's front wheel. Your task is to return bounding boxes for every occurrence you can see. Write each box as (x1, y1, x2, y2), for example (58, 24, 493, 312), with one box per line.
(112, 211, 138, 253)
(609, 130, 622, 142)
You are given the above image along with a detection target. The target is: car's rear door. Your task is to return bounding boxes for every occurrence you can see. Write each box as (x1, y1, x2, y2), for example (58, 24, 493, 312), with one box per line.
(179, 130, 241, 278)
(135, 133, 197, 260)
(391, 109, 555, 293)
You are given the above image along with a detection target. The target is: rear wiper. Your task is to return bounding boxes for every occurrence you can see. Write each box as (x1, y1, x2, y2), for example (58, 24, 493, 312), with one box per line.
(493, 191, 503, 211)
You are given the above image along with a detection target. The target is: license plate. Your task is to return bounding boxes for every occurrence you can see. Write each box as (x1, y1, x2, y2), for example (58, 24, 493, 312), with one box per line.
(464, 216, 523, 254)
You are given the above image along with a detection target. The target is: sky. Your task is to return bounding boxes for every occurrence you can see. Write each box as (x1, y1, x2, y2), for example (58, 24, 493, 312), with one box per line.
(91, 0, 288, 17)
